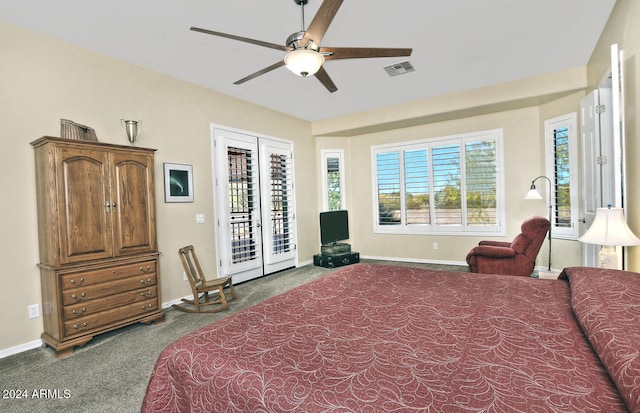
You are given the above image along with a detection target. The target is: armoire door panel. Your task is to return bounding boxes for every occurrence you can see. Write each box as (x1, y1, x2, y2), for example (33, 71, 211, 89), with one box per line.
(112, 151, 156, 255)
(56, 147, 113, 263)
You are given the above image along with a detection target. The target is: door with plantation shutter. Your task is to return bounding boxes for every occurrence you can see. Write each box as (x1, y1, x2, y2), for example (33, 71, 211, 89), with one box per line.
(213, 127, 296, 283)
(259, 139, 296, 274)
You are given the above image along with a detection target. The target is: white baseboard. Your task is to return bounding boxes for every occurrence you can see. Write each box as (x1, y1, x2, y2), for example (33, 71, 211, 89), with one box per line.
(360, 254, 468, 267)
(0, 339, 43, 359)
(161, 260, 315, 310)
(161, 296, 192, 309)
(297, 258, 313, 267)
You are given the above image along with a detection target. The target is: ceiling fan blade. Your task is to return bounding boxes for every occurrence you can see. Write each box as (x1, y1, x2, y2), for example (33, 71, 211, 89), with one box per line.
(314, 66, 338, 93)
(301, 0, 343, 46)
(321, 47, 413, 60)
(233, 61, 286, 85)
(191, 27, 290, 52)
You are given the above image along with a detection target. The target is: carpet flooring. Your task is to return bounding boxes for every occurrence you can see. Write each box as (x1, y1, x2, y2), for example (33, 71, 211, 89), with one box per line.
(0, 260, 466, 413)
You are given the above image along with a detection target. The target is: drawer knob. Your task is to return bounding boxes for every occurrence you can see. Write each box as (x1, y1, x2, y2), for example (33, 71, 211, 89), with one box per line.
(72, 307, 87, 316)
(141, 291, 153, 297)
(142, 304, 154, 311)
(74, 322, 88, 330)
(70, 278, 85, 286)
(139, 265, 152, 273)
(140, 278, 153, 286)
(71, 292, 86, 301)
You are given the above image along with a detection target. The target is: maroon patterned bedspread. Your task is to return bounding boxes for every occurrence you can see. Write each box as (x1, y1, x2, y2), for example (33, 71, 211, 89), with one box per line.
(142, 264, 632, 412)
(562, 266, 640, 412)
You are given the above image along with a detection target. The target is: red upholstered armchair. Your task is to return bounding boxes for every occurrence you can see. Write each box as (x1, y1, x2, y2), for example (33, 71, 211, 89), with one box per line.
(466, 216, 550, 276)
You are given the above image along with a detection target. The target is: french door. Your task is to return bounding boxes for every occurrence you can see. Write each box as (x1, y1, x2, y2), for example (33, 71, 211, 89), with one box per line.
(579, 44, 626, 267)
(212, 127, 296, 283)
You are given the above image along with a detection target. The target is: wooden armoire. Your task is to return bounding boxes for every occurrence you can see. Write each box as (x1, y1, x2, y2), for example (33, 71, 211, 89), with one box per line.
(31, 136, 165, 357)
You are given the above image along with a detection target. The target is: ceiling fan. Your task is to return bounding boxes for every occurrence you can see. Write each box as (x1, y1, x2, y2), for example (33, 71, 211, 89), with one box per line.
(190, 0, 412, 93)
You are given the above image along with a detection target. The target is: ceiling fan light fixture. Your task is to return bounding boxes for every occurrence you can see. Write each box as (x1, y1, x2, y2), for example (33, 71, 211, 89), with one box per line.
(284, 49, 324, 77)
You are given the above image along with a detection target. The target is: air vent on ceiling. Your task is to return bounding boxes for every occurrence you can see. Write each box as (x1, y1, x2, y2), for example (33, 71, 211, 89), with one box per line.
(384, 61, 415, 77)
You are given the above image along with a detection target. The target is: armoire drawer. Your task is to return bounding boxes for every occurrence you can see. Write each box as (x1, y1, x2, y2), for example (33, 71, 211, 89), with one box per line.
(63, 298, 158, 337)
(64, 286, 158, 319)
(59, 260, 157, 290)
(62, 273, 157, 306)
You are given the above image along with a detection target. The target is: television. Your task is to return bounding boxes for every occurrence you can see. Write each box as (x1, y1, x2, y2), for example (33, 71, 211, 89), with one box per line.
(319, 210, 350, 246)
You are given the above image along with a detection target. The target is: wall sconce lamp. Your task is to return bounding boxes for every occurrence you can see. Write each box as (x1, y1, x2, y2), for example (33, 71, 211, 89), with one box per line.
(578, 205, 640, 269)
(525, 176, 552, 271)
(121, 119, 142, 145)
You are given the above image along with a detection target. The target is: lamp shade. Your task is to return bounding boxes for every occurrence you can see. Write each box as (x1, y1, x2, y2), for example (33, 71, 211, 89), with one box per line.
(579, 207, 640, 246)
(525, 187, 543, 200)
(284, 49, 324, 77)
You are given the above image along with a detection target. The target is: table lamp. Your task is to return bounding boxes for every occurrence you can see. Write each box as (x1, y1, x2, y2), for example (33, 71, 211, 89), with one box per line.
(578, 205, 640, 269)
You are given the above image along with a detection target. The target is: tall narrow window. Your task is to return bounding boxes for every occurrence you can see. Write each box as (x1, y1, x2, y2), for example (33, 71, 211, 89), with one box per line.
(545, 113, 578, 239)
(465, 140, 497, 225)
(321, 150, 346, 211)
(376, 151, 401, 225)
(372, 129, 504, 235)
(432, 144, 461, 226)
(404, 148, 430, 225)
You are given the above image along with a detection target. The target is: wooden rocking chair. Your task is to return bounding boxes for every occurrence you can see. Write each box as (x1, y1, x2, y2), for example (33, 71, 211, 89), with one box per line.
(173, 245, 236, 313)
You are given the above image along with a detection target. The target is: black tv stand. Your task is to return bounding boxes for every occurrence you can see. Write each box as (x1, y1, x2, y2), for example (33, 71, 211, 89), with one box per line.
(313, 243, 359, 268)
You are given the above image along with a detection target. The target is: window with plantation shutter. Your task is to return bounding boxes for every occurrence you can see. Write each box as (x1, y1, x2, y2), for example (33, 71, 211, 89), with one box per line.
(372, 129, 504, 235)
(465, 140, 497, 226)
(375, 151, 401, 226)
(545, 113, 578, 239)
(227, 147, 258, 264)
(268, 152, 293, 256)
(321, 150, 345, 211)
(432, 144, 462, 226)
(261, 140, 296, 266)
(554, 127, 570, 227)
(404, 148, 430, 225)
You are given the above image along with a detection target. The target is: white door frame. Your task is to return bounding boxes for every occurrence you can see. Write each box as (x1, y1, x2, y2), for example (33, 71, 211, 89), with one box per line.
(211, 124, 297, 283)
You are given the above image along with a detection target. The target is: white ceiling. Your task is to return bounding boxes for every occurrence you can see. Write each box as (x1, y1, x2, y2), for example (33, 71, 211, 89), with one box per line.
(1, 0, 617, 122)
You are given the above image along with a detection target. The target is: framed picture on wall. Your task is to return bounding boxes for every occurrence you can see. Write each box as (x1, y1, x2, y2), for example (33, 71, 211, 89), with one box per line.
(163, 163, 194, 203)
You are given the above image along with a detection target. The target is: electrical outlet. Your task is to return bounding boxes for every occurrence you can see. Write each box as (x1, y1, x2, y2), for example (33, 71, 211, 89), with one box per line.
(196, 214, 205, 224)
(28, 304, 40, 319)
(183, 271, 188, 281)
(433, 242, 439, 250)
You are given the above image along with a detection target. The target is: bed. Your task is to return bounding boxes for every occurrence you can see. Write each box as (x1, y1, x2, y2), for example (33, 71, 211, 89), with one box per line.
(142, 264, 640, 412)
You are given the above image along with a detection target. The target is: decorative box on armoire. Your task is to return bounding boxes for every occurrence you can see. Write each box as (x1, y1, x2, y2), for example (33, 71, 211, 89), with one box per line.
(31, 136, 165, 357)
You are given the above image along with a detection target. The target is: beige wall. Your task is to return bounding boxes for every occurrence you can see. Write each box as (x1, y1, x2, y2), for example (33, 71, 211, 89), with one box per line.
(2, 0, 638, 355)
(0, 22, 315, 352)
(587, 0, 640, 269)
(316, 100, 584, 269)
